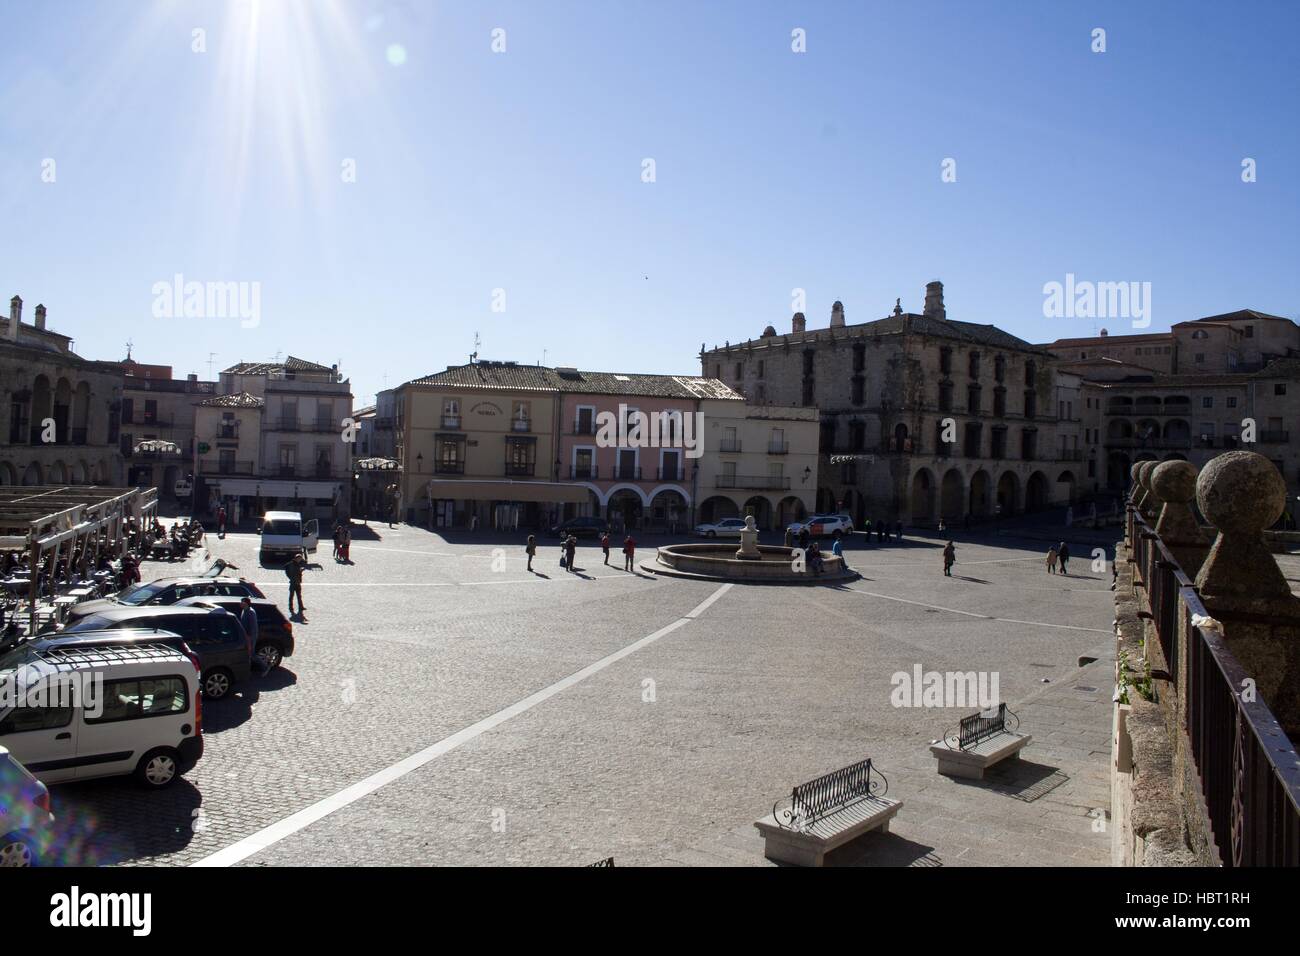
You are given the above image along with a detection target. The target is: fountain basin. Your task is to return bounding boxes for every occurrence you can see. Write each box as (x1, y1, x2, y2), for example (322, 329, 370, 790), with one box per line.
(646, 543, 859, 584)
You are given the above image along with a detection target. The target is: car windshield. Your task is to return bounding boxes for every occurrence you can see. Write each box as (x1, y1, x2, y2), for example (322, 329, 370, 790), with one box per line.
(263, 519, 301, 535)
(117, 581, 170, 605)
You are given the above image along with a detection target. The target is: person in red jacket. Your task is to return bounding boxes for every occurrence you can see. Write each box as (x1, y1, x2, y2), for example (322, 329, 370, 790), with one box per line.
(622, 534, 636, 572)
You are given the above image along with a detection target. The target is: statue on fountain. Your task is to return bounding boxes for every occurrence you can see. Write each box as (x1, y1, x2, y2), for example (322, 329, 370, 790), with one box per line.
(735, 514, 761, 561)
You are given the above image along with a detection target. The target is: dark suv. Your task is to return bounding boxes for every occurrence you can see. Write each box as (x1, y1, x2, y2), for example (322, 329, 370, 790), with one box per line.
(174, 597, 294, 671)
(62, 606, 251, 699)
(66, 574, 266, 627)
(550, 517, 606, 539)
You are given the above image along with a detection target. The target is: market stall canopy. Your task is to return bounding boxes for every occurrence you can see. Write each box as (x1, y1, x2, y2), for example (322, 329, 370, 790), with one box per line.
(134, 439, 182, 455)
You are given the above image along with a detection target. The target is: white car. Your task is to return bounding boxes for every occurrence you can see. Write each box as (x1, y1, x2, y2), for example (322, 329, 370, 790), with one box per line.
(259, 510, 319, 563)
(0, 636, 204, 790)
(0, 744, 54, 866)
(694, 517, 749, 538)
(787, 514, 854, 537)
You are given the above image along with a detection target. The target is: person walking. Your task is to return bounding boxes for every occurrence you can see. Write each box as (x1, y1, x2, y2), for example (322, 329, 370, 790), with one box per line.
(942, 540, 956, 576)
(798, 526, 810, 551)
(1057, 541, 1070, 575)
(286, 552, 307, 618)
(217, 505, 227, 539)
(332, 523, 342, 561)
(894, 520, 903, 541)
(341, 524, 352, 563)
(565, 534, 578, 573)
(783, 526, 794, 549)
(601, 531, 611, 565)
(1046, 545, 1059, 574)
(623, 534, 636, 572)
(239, 597, 265, 674)
(525, 534, 536, 572)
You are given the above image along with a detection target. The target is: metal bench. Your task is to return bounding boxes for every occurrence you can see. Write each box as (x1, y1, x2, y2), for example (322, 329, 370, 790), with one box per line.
(753, 757, 902, 866)
(930, 703, 1031, 779)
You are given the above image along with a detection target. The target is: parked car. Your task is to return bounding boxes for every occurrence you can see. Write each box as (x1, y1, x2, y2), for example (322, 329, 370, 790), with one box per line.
(693, 517, 749, 538)
(0, 639, 204, 789)
(174, 597, 294, 671)
(66, 571, 265, 626)
(549, 517, 606, 539)
(62, 607, 252, 700)
(0, 744, 54, 866)
(786, 514, 854, 537)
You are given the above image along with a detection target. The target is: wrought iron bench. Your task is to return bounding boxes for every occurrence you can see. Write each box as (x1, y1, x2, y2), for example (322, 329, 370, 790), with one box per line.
(930, 703, 1031, 779)
(753, 757, 902, 866)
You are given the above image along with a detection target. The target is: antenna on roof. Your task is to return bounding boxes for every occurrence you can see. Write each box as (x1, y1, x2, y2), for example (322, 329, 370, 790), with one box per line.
(206, 352, 217, 378)
(470, 331, 481, 365)
(125, 339, 134, 361)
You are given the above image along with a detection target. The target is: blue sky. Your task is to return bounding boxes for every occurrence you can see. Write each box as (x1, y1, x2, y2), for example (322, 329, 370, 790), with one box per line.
(2, 0, 1296, 406)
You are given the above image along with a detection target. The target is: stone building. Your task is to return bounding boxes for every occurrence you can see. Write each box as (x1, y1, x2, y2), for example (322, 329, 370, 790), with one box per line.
(392, 361, 751, 530)
(193, 357, 354, 522)
(1045, 310, 1300, 504)
(0, 295, 124, 487)
(700, 282, 1085, 527)
(114, 358, 216, 501)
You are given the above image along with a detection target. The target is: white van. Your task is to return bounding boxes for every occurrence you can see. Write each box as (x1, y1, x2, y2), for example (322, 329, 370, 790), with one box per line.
(0, 636, 204, 789)
(259, 510, 319, 563)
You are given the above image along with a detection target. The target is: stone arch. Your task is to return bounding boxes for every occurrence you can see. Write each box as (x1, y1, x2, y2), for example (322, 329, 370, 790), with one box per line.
(30, 374, 53, 438)
(73, 381, 92, 442)
(969, 469, 992, 517)
(1161, 452, 1188, 462)
(22, 461, 43, 486)
(94, 459, 110, 484)
(1025, 470, 1050, 512)
(996, 470, 1020, 516)
(49, 460, 68, 484)
(1107, 418, 1133, 441)
(743, 495, 774, 529)
(940, 468, 964, 521)
(1056, 469, 1077, 504)
(698, 494, 740, 524)
(776, 495, 807, 528)
(53, 377, 73, 443)
(1163, 419, 1191, 443)
(607, 487, 646, 529)
(0, 461, 16, 485)
(1134, 418, 1160, 443)
(910, 467, 936, 525)
(75, 460, 91, 484)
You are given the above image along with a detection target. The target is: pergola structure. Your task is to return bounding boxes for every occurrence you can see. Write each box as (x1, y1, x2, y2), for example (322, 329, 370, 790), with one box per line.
(0, 484, 159, 631)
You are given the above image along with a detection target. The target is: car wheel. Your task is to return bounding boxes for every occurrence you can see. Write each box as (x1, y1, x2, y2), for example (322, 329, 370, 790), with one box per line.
(202, 668, 234, 700)
(707, 530, 717, 538)
(0, 833, 39, 867)
(255, 642, 283, 670)
(135, 748, 180, 788)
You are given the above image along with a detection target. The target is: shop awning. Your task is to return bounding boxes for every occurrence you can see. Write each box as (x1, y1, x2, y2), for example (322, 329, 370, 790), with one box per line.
(425, 480, 593, 504)
(208, 479, 342, 499)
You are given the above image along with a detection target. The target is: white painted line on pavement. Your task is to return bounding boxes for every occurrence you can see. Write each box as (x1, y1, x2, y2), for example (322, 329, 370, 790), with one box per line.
(844, 586, 1111, 634)
(191, 582, 732, 868)
(251, 573, 648, 588)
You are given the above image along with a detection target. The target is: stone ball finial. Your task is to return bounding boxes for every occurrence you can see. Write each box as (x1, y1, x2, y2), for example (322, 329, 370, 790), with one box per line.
(1151, 460, 1197, 505)
(1130, 461, 1144, 484)
(1196, 450, 1286, 535)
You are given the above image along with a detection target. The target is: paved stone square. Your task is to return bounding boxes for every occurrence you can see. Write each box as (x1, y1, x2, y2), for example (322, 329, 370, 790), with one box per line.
(43, 524, 1115, 867)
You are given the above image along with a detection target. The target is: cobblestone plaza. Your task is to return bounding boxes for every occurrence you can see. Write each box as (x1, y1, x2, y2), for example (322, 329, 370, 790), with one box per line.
(41, 526, 1119, 867)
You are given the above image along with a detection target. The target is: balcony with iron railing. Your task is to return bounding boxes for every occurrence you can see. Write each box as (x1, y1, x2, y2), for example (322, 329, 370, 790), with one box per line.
(612, 465, 642, 480)
(434, 460, 465, 475)
(768, 441, 789, 455)
(719, 439, 742, 453)
(197, 458, 256, 476)
(441, 415, 462, 430)
(504, 462, 535, 477)
(569, 465, 599, 480)
(715, 474, 791, 490)
(511, 418, 531, 433)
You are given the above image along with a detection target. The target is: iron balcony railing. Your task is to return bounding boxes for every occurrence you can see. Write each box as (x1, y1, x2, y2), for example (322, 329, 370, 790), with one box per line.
(768, 441, 789, 455)
(715, 475, 791, 490)
(504, 462, 535, 477)
(441, 416, 462, 430)
(569, 465, 598, 480)
(434, 461, 465, 475)
(1128, 507, 1300, 865)
(612, 465, 642, 480)
(719, 440, 742, 453)
(658, 465, 687, 481)
(198, 458, 256, 476)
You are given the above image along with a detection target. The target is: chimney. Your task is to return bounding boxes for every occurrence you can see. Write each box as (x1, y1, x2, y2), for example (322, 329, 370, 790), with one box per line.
(7, 296, 19, 341)
(792, 312, 806, 334)
(923, 281, 945, 320)
(34, 303, 46, 330)
(830, 301, 845, 328)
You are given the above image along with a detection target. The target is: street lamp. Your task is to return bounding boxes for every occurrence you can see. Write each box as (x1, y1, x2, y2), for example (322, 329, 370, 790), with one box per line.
(802, 466, 812, 484)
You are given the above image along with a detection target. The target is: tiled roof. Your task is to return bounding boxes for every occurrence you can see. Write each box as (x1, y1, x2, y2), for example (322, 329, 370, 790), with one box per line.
(1189, 309, 1292, 325)
(1046, 332, 1172, 347)
(223, 355, 333, 375)
(404, 363, 743, 400)
(198, 391, 264, 408)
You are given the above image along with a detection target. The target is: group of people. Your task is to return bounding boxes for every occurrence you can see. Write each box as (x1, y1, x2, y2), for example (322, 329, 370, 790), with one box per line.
(332, 523, 353, 563)
(1045, 542, 1071, 575)
(524, 530, 638, 573)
